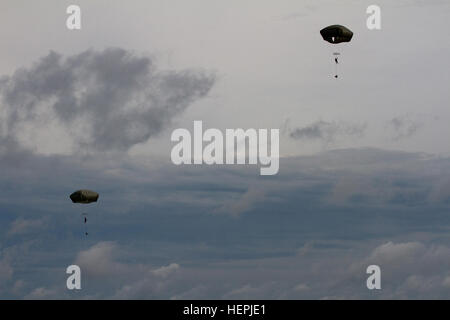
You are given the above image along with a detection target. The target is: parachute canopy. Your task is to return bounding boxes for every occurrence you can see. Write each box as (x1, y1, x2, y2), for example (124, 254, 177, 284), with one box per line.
(70, 190, 99, 204)
(320, 25, 353, 44)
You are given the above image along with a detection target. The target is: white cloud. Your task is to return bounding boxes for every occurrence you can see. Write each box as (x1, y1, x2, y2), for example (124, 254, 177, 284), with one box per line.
(74, 242, 181, 299)
(217, 186, 266, 216)
(152, 263, 180, 278)
(74, 241, 122, 277)
(7, 217, 47, 236)
(367, 241, 425, 267)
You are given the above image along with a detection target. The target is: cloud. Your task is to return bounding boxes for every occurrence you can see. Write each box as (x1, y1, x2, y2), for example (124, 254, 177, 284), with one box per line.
(216, 186, 267, 216)
(0, 48, 215, 153)
(349, 241, 450, 298)
(8, 217, 47, 236)
(387, 115, 422, 141)
(24, 287, 59, 300)
(19, 239, 450, 299)
(367, 241, 425, 265)
(152, 263, 180, 278)
(289, 121, 366, 144)
(1, 148, 450, 298)
(74, 241, 122, 277)
(216, 240, 450, 300)
(112, 263, 181, 299)
(73, 242, 181, 299)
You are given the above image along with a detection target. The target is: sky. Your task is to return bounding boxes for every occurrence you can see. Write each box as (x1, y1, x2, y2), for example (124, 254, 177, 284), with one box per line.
(0, 0, 450, 299)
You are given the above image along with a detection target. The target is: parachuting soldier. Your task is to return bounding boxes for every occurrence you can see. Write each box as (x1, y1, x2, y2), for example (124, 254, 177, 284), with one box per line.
(70, 190, 99, 236)
(320, 25, 353, 78)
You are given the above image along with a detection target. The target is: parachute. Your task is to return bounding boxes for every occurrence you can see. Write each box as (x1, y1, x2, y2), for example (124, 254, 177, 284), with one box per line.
(320, 25, 353, 78)
(70, 190, 99, 236)
(70, 190, 99, 204)
(320, 25, 353, 44)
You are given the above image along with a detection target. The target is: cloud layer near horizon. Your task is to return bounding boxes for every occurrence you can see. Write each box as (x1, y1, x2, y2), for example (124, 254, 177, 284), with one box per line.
(1, 146, 450, 299)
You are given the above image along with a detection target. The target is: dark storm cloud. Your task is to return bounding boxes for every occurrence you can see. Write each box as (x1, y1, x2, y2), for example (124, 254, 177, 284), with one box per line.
(289, 120, 366, 143)
(0, 48, 215, 151)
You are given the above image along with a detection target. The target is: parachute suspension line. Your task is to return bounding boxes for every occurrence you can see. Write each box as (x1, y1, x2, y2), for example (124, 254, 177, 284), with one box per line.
(333, 52, 340, 79)
(82, 213, 89, 236)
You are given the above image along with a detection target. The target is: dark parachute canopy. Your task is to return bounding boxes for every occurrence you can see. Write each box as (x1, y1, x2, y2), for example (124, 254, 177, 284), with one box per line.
(320, 25, 353, 44)
(70, 190, 99, 204)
